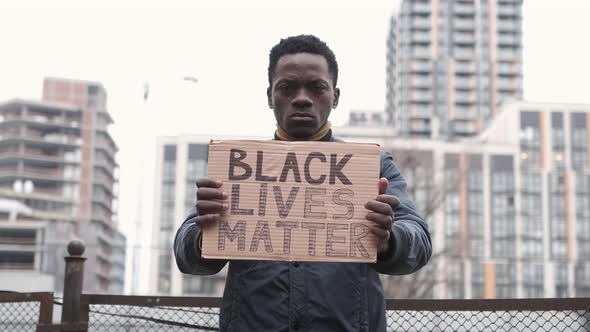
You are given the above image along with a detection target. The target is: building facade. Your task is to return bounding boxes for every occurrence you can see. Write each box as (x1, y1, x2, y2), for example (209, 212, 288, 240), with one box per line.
(150, 135, 230, 296)
(337, 101, 590, 299)
(0, 78, 125, 293)
(387, 0, 523, 138)
(151, 101, 589, 299)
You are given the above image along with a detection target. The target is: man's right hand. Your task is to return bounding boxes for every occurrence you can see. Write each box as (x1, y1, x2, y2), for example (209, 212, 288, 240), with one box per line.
(195, 177, 228, 228)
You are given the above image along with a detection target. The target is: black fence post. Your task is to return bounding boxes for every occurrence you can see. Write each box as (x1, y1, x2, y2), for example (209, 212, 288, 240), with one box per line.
(61, 240, 86, 325)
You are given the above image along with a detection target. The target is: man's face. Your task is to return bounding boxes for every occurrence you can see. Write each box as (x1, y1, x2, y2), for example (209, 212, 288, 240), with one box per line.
(267, 53, 340, 139)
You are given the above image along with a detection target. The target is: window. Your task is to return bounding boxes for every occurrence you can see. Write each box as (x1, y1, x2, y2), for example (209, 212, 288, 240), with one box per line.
(577, 177, 590, 259)
(522, 263, 544, 298)
(467, 171, 483, 190)
(447, 260, 464, 299)
(496, 263, 516, 298)
(0, 252, 35, 270)
(161, 183, 175, 203)
(554, 263, 569, 297)
(162, 161, 176, 181)
(186, 159, 207, 180)
(471, 261, 485, 298)
(575, 264, 590, 296)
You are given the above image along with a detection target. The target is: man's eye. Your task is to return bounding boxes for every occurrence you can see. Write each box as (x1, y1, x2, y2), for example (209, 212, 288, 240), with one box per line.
(313, 84, 327, 91)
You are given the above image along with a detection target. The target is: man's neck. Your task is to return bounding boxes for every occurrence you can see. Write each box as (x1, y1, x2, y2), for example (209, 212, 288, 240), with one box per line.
(275, 121, 332, 141)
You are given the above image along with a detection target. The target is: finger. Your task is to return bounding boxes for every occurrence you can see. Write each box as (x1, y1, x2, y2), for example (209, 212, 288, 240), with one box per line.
(378, 177, 389, 195)
(370, 226, 390, 241)
(366, 212, 393, 228)
(197, 187, 228, 200)
(194, 213, 222, 226)
(365, 200, 393, 216)
(376, 195, 400, 209)
(196, 177, 223, 189)
(196, 200, 228, 214)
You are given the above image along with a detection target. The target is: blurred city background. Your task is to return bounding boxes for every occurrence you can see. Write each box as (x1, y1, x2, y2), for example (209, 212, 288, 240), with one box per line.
(0, 0, 589, 304)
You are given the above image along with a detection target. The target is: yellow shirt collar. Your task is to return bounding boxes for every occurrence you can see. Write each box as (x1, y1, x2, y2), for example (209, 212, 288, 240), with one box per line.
(275, 121, 332, 141)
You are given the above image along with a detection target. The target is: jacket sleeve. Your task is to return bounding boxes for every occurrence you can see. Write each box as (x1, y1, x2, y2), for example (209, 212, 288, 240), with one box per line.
(372, 150, 432, 275)
(174, 207, 228, 275)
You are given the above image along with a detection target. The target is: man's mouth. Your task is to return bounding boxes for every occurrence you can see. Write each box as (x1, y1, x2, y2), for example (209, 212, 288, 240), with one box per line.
(290, 112, 314, 119)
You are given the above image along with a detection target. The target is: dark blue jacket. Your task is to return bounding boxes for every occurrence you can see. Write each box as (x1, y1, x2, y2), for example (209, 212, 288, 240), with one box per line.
(174, 133, 432, 331)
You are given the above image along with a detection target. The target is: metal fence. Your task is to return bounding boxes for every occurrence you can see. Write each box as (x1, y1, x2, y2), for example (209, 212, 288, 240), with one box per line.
(1, 241, 589, 331)
(81, 295, 221, 331)
(385, 298, 590, 332)
(78, 294, 590, 332)
(1, 293, 590, 331)
(0, 292, 53, 332)
(81, 299, 590, 331)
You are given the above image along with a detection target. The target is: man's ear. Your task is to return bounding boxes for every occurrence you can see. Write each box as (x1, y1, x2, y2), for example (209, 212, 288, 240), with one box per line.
(267, 87, 273, 109)
(333, 88, 340, 109)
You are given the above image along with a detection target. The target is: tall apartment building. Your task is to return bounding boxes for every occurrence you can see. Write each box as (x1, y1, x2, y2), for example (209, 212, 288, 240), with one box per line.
(150, 135, 228, 296)
(387, 0, 523, 138)
(0, 78, 125, 293)
(337, 101, 590, 299)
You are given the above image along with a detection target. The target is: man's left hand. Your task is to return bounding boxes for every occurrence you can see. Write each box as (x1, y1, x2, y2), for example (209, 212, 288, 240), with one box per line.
(365, 177, 400, 255)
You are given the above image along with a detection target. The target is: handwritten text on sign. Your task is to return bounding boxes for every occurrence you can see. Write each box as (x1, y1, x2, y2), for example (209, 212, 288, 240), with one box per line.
(202, 140, 380, 263)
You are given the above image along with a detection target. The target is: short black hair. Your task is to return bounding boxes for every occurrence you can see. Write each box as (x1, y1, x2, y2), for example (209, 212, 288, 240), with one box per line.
(268, 34, 339, 87)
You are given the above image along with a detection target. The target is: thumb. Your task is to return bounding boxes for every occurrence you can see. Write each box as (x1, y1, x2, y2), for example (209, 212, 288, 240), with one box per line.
(378, 177, 389, 195)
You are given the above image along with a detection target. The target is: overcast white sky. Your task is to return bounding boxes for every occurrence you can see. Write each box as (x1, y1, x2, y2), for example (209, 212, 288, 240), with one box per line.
(1, 0, 590, 292)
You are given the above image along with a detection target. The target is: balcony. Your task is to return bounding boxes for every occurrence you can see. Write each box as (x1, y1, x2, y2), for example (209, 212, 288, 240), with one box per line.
(454, 77, 475, 89)
(411, 2, 430, 14)
(497, 62, 521, 76)
(93, 171, 115, 189)
(410, 76, 433, 88)
(454, 92, 477, 104)
(497, 77, 519, 91)
(452, 119, 478, 135)
(454, 47, 475, 59)
(411, 47, 431, 59)
(411, 90, 432, 102)
(94, 138, 117, 157)
(412, 31, 431, 43)
(23, 165, 62, 178)
(497, 34, 520, 46)
(497, 5, 521, 17)
(409, 120, 431, 134)
(31, 209, 72, 221)
(453, 33, 475, 45)
(92, 194, 113, 212)
(92, 208, 113, 223)
(411, 106, 433, 119)
(25, 115, 80, 128)
(95, 266, 112, 283)
(0, 149, 79, 165)
(453, 106, 477, 119)
(0, 132, 82, 147)
(454, 19, 475, 31)
(412, 17, 431, 29)
(454, 61, 476, 74)
(454, 3, 475, 15)
(1, 114, 81, 129)
(411, 61, 432, 73)
(94, 159, 116, 180)
(497, 49, 520, 61)
(497, 20, 520, 33)
(0, 165, 71, 183)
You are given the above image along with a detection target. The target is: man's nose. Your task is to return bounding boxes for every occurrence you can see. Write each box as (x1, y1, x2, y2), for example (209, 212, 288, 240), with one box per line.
(291, 88, 313, 108)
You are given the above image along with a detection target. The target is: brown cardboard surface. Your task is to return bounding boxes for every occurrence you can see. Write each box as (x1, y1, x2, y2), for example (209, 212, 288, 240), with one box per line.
(202, 140, 381, 263)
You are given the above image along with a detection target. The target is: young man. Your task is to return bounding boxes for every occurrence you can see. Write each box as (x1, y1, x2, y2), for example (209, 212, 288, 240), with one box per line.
(174, 34, 432, 332)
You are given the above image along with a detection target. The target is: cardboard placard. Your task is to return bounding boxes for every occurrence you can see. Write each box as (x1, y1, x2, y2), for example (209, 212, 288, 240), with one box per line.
(202, 140, 381, 263)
